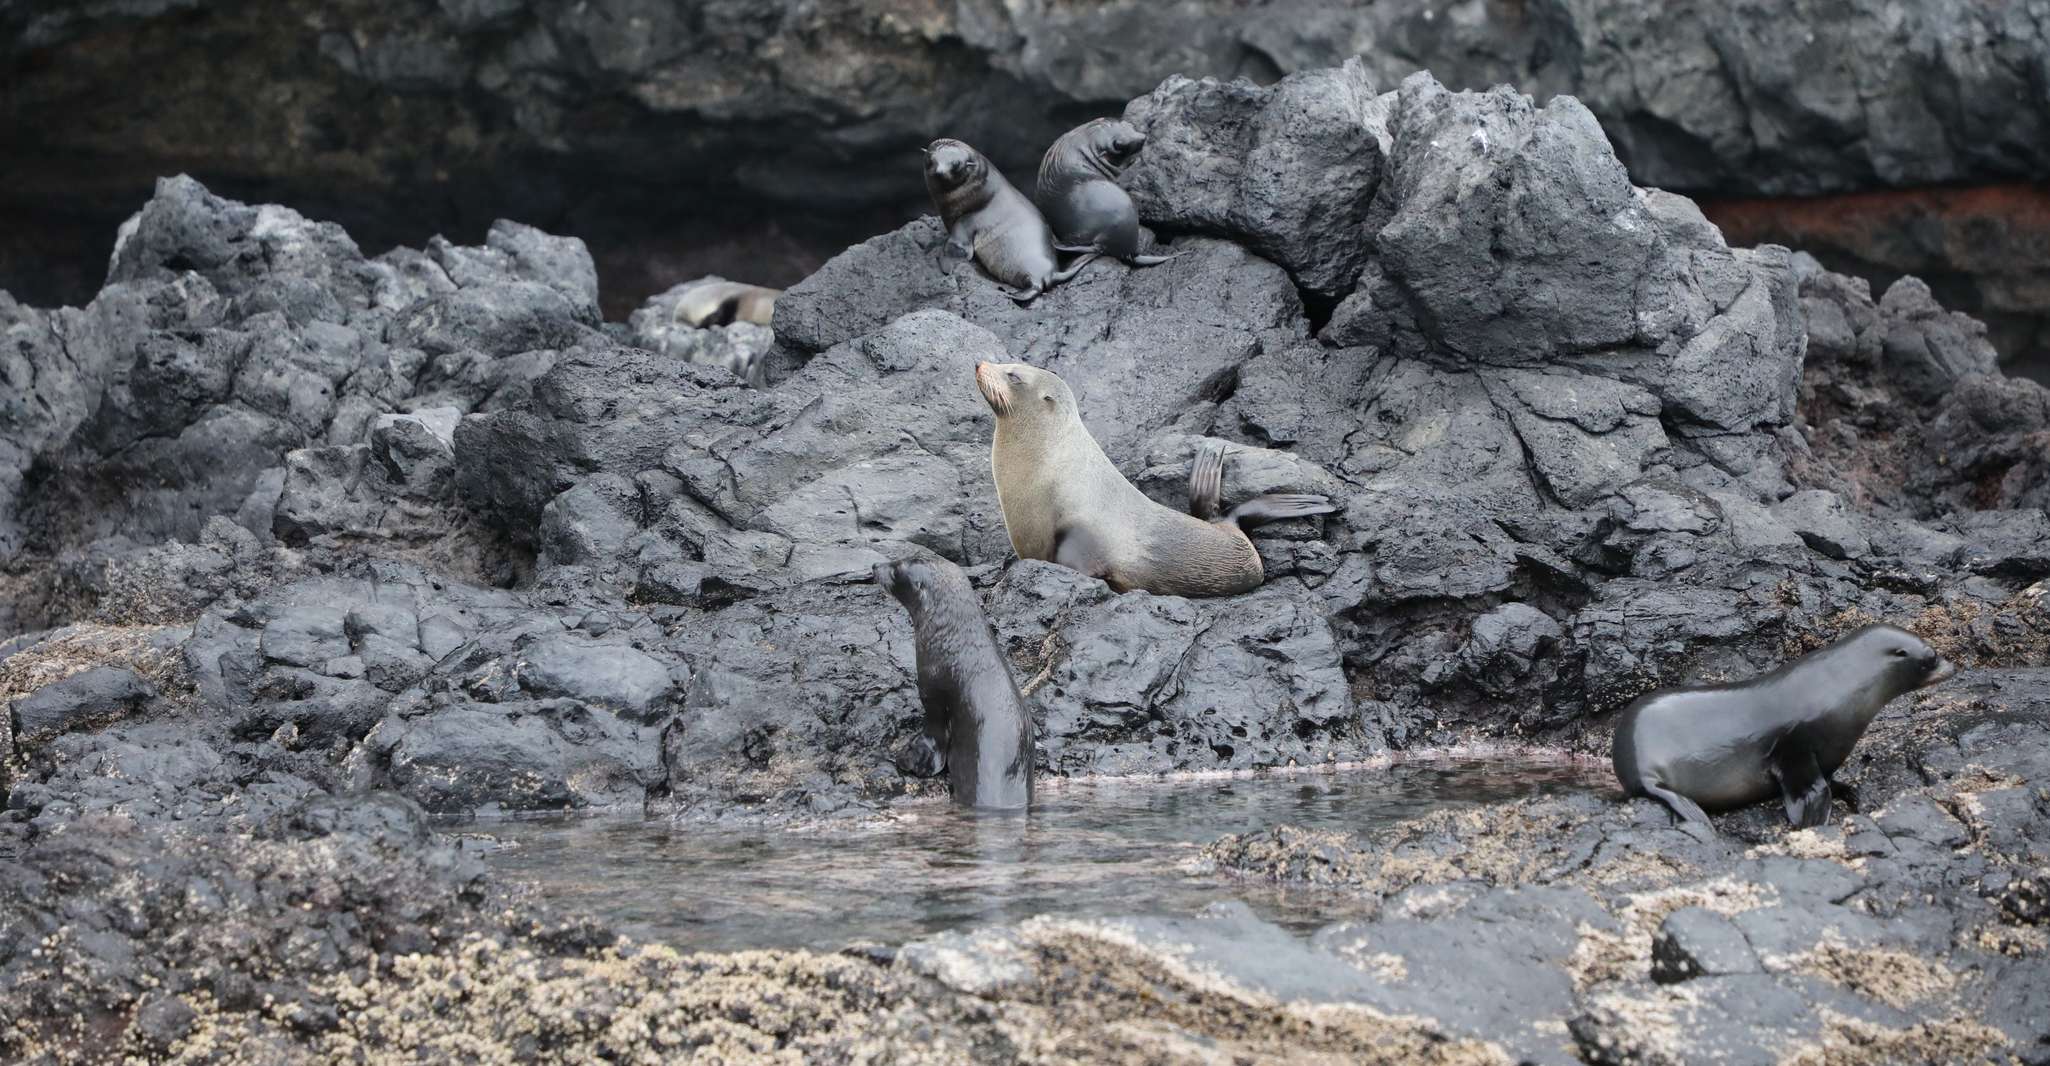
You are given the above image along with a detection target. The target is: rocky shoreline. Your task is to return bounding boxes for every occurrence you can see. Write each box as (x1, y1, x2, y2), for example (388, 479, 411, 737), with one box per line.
(5, 62, 2049, 1063)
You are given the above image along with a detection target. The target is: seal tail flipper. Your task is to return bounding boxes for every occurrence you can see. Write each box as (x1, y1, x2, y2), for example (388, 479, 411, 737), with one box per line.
(1188, 439, 1226, 520)
(1643, 783, 1717, 841)
(998, 282, 1043, 305)
(1771, 748, 1832, 828)
(1127, 253, 1180, 266)
(1223, 493, 1340, 529)
(1054, 242, 1101, 254)
(1049, 253, 1101, 284)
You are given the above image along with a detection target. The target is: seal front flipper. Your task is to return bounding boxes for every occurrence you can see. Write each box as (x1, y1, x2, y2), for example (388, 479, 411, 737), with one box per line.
(998, 282, 1043, 305)
(1770, 746, 1832, 828)
(1642, 782, 1716, 841)
(1223, 493, 1340, 529)
(1051, 522, 1113, 581)
(1188, 439, 1226, 521)
(897, 733, 947, 778)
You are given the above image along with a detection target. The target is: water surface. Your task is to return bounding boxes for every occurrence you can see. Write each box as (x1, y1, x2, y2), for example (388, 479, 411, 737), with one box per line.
(476, 759, 1606, 953)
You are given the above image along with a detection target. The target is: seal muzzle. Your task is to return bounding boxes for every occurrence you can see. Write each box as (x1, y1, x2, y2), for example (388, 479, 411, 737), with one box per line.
(975, 362, 1012, 416)
(1920, 657, 1958, 688)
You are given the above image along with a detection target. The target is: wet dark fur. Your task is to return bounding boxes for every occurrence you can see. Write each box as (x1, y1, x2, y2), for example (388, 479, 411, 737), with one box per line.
(1612, 624, 1955, 838)
(924, 137, 1093, 303)
(875, 556, 1035, 810)
(1035, 118, 1172, 265)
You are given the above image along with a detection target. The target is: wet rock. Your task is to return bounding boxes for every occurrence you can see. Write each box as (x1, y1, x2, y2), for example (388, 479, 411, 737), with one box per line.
(132, 995, 198, 1054)
(1651, 907, 1761, 983)
(372, 697, 662, 814)
(9, 666, 158, 747)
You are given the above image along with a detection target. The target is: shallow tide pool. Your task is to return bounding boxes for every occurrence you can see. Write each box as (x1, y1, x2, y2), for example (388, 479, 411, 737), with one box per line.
(474, 759, 1609, 953)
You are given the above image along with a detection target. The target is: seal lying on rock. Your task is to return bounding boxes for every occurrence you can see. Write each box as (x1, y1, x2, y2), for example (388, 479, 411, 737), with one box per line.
(924, 138, 1096, 304)
(1035, 118, 1177, 266)
(977, 361, 1338, 597)
(673, 281, 780, 328)
(1612, 624, 1956, 838)
(875, 555, 1035, 810)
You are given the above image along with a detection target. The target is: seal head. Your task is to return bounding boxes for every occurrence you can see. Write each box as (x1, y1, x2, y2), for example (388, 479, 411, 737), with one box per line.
(874, 555, 1035, 810)
(1612, 623, 1956, 838)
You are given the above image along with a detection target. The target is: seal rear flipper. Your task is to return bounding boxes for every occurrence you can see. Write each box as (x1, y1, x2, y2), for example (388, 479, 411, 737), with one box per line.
(997, 282, 1043, 305)
(1642, 783, 1716, 841)
(1048, 253, 1100, 284)
(1053, 242, 1101, 254)
(1051, 523, 1113, 582)
(896, 733, 947, 778)
(1188, 439, 1226, 521)
(1224, 493, 1340, 529)
(1771, 748, 1832, 828)
(1126, 252, 1180, 266)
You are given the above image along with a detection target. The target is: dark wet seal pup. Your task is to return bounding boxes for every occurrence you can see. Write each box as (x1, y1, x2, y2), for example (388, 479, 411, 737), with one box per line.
(874, 556, 1035, 810)
(1035, 118, 1177, 266)
(977, 361, 1339, 597)
(924, 138, 1097, 305)
(1612, 624, 1956, 840)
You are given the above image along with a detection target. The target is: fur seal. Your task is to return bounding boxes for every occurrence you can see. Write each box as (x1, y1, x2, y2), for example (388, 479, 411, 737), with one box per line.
(874, 555, 1035, 810)
(673, 280, 779, 328)
(924, 138, 1096, 304)
(1612, 624, 1956, 838)
(976, 361, 1338, 597)
(1035, 118, 1176, 266)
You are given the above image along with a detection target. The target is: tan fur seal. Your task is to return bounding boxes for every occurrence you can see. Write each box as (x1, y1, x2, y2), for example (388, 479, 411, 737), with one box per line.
(976, 361, 1338, 597)
(1613, 624, 1956, 839)
(924, 138, 1096, 304)
(673, 280, 779, 328)
(1035, 118, 1176, 266)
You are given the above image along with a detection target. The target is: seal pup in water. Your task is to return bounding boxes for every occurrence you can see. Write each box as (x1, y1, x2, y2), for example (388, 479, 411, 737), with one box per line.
(875, 555, 1035, 810)
(673, 281, 780, 328)
(977, 361, 1338, 597)
(924, 138, 1096, 304)
(1612, 624, 1956, 839)
(1035, 118, 1176, 266)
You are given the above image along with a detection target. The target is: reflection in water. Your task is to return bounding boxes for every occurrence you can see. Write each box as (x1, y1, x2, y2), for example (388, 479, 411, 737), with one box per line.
(475, 759, 1606, 953)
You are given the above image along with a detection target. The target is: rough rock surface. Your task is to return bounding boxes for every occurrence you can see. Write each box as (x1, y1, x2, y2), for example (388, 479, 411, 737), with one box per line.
(2, 57, 2048, 1063)
(5, 0, 2046, 381)
(1196, 672, 2050, 1063)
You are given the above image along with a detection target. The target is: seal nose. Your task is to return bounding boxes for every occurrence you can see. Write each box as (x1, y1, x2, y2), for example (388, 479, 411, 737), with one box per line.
(1923, 657, 1958, 687)
(872, 561, 894, 586)
(974, 362, 1007, 414)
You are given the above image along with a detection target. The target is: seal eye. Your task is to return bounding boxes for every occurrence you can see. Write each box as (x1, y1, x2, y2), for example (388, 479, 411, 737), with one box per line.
(1889, 647, 1910, 658)
(1006, 371, 1023, 385)
(1042, 394, 1055, 406)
